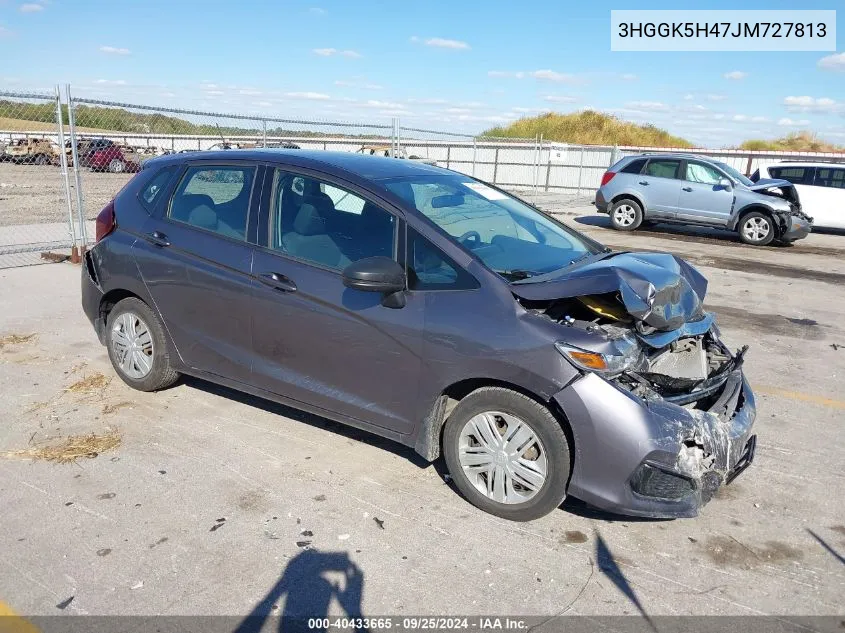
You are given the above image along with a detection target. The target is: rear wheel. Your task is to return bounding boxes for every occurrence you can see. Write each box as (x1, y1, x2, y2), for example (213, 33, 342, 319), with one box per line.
(738, 211, 775, 246)
(106, 298, 179, 392)
(108, 159, 125, 173)
(442, 387, 570, 521)
(34, 154, 48, 166)
(610, 199, 643, 231)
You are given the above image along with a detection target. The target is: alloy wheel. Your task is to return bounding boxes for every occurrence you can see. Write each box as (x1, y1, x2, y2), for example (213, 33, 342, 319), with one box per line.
(457, 411, 548, 504)
(613, 204, 636, 227)
(742, 216, 770, 243)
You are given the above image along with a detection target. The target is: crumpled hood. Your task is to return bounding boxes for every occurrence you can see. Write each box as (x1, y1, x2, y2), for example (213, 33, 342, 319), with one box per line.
(747, 178, 794, 192)
(512, 252, 708, 331)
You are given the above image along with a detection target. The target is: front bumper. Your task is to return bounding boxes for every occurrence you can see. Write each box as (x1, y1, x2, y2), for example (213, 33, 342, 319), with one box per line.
(553, 369, 756, 518)
(780, 214, 812, 242)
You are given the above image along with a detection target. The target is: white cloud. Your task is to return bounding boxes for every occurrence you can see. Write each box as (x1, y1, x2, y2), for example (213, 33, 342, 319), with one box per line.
(334, 80, 383, 90)
(0, 25, 14, 37)
(360, 99, 407, 110)
(488, 70, 526, 79)
(530, 69, 576, 83)
(620, 73, 638, 81)
(445, 107, 471, 114)
(285, 91, 331, 100)
(683, 94, 694, 100)
(407, 97, 448, 105)
(238, 89, 262, 96)
(19, 3, 43, 12)
(94, 79, 127, 85)
(626, 100, 668, 111)
(204, 89, 225, 96)
(488, 69, 578, 83)
(778, 117, 810, 127)
(784, 95, 840, 114)
(818, 52, 845, 72)
(706, 94, 727, 101)
(543, 95, 578, 103)
(410, 36, 470, 50)
(313, 48, 361, 58)
(100, 45, 130, 55)
(309, 7, 326, 15)
(724, 70, 748, 80)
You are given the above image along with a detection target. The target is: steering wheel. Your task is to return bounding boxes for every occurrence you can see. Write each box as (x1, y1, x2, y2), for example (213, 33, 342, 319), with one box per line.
(458, 230, 481, 247)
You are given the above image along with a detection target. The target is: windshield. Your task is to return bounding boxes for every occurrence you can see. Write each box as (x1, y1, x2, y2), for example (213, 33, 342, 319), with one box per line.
(716, 162, 754, 187)
(382, 174, 601, 281)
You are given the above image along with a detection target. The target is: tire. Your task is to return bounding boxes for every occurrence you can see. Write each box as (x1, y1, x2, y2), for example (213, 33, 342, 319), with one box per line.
(738, 210, 775, 246)
(108, 159, 125, 173)
(34, 154, 48, 166)
(442, 387, 571, 521)
(106, 298, 180, 392)
(609, 198, 643, 231)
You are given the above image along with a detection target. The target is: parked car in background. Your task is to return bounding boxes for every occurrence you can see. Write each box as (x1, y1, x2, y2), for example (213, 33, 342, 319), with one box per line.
(751, 162, 845, 230)
(357, 144, 437, 166)
(2, 137, 57, 165)
(77, 138, 117, 167)
(595, 153, 813, 246)
(87, 143, 140, 173)
(81, 150, 757, 521)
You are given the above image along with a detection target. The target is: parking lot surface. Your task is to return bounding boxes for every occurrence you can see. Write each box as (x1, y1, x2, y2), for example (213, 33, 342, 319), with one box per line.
(1, 198, 844, 620)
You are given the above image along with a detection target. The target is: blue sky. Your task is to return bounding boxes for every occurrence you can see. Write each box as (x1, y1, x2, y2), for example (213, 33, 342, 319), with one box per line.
(0, 0, 843, 147)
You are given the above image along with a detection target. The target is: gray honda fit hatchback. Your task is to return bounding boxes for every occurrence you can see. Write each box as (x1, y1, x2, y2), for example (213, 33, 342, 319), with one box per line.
(81, 150, 757, 521)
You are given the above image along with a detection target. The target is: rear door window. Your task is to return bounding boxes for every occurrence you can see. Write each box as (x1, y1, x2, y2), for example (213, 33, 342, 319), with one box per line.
(168, 165, 256, 240)
(643, 159, 681, 179)
(814, 167, 845, 189)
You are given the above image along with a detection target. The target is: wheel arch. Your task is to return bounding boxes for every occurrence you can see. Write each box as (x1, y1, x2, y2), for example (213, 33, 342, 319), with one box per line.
(610, 192, 646, 212)
(729, 204, 777, 232)
(413, 377, 576, 480)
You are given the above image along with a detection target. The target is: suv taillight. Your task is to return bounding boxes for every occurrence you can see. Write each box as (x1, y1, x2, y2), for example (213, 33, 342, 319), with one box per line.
(95, 200, 116, 242)
(600, 171, 617, 186)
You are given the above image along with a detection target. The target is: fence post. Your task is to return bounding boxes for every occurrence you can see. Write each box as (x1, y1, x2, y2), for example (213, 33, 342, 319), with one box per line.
(262, 120, 267, 148)
(472, 138, 477, 177)
(576, 146, 585, 197)
(446, 145, 451, 170)
(545, 150, 552, 192)
(492, 147, 499, 183)
(55, 85, 78, 260)
(65, 84, 88, 254)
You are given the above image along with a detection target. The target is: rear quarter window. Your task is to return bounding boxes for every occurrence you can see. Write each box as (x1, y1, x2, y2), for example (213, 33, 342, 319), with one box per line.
(137, 166, 178, 212)
(620, 158, 647, 174)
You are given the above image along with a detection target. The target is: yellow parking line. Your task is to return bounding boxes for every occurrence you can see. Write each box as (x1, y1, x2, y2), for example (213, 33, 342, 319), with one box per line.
(0, 601, 40, 633)
(755, 386, 845, 410)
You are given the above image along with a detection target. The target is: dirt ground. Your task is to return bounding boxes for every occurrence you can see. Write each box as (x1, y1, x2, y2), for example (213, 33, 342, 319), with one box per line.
(0, 209, 843, 621)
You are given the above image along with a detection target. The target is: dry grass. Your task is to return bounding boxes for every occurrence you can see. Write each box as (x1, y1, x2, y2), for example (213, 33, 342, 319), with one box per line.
(66, 372, 111, 393)
(4, 430, 121, 463)
(0, 333, 37, 349)
(739, 131, 845, 152)
(483, 110, 692, 147)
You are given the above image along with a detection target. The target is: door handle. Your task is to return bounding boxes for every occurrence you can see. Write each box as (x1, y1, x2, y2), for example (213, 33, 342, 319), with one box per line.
(682, 186, 693, 192)
(144, 231, 170, 247)
(638, 181, 650, 186)
(258, 272, 297, 293)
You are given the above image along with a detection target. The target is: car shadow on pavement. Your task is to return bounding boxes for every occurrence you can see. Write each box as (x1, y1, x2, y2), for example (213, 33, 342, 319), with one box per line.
(182, 376, 431, 469)
(561, 497, 672, 523)
(573, 214, 745, 245)
(234, 549, 367, 633)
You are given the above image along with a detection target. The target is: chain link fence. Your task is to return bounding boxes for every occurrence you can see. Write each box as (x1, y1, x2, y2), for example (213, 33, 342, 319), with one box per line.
(0, 88, 78, 268)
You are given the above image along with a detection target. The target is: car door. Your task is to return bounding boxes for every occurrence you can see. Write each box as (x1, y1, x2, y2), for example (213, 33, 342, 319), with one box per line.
(249, 167, 424, 434)
(638, 158, 683, 218)
(811, 166, 845, 229)
(131, 161, 261, 384)
(676, 160, 734, 225)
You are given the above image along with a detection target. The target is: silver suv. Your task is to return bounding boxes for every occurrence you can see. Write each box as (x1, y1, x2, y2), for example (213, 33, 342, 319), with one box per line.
(594, 153, 812, 246)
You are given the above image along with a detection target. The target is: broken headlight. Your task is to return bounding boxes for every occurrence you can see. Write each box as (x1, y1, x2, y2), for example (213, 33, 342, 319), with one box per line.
(556, 335, 642, 376)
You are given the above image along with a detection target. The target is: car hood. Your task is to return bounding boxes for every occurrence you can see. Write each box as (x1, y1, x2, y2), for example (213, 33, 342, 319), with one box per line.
(747, 178, 794, 192)
(512, 251, 708, 332)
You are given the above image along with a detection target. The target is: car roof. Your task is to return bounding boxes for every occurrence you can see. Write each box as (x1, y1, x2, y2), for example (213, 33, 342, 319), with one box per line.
(144, 149, 448, 181)
(626, 152, 724, 164)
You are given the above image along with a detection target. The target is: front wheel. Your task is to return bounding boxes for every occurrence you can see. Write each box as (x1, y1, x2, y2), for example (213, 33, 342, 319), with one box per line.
(609, 199, 643, 231)
(108, 159, 125, 173)
(738, 211, 775, 246)
(106, 298, 180, 392)
(443, 387, 570, 521)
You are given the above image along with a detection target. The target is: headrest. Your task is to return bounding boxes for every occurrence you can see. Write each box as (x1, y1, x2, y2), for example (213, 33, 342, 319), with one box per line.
(293, 200, 331, 236)
(188, 204, 218, 230)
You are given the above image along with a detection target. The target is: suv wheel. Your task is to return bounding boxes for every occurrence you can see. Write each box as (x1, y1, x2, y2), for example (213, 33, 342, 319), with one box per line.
(108, 159, 125, 173)
(442, 387, 570, 521)
(610, 199, 643, 231)
(106, 298, 180, 392)
(738, 211, 775, 246)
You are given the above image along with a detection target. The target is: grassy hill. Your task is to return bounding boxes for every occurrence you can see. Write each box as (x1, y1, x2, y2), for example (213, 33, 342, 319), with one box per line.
(483, 110, 693, 147)
(739, 131, 843, 153)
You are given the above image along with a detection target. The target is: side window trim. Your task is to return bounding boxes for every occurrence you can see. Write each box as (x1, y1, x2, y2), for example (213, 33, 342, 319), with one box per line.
(257, 166, 402, 275)
(164, 161, 258, 244)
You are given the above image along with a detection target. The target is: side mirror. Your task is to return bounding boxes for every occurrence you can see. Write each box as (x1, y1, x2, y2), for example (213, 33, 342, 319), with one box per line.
(342, 257, 406, 304)
(718, 177, 733, 191)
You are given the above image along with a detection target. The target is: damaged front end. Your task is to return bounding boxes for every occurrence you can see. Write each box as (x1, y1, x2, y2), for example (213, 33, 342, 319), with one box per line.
(747, 178, 813, 239)
(516, 252, 758, 518)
